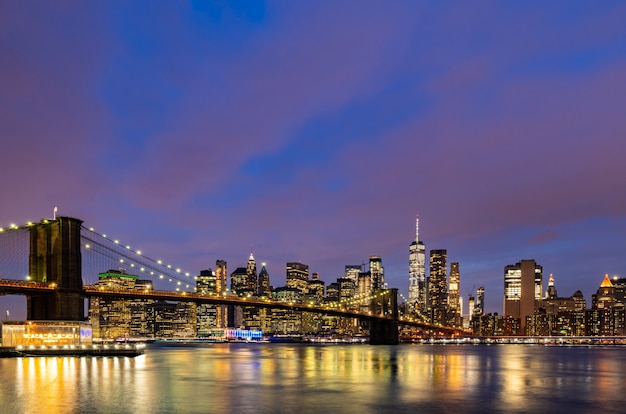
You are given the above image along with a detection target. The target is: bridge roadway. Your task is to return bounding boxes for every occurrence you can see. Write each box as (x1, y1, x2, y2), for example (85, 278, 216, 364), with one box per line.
(0, 279, 468, 335)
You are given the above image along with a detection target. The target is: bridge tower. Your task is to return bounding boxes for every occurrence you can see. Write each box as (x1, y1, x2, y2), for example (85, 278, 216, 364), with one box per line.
(27, 216, 85, 320)
(369, 288, 399, 345)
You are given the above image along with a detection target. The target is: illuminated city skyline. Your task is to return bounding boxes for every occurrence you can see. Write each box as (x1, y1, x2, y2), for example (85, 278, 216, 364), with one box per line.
(1, 2, 626, 320)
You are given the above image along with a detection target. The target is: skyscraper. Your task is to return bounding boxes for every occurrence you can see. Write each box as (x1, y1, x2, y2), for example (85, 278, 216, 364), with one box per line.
(357, 271, 372, 299)
(369, 256, 384, 290)
(428, 249, 448, 324)
(215, 259, 228, 328)
(545, 274, 557, 299)
(246, 253, 257, 294)
(286, 262, 309, 293)
(475, 286, 485, 317)
(408, 215, 426, 311)
(448, 262, 461, 326)
(195, 269, 217, 336)
(504, 260, 543, 334)
(230, 267, 248, 296)
(215, 260, 227, 295)
(257, 263, 271, 297)
(344, 265, 361, 284)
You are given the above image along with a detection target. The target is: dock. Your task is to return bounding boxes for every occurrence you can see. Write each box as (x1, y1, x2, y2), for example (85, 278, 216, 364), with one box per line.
(0, 343, 146, 357)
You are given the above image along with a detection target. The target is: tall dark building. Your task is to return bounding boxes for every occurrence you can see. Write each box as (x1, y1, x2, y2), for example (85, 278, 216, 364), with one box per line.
(286, 262, 309, 294)
(475, 286, 485, 317)
(504, 259, 542, 334)
(428, 249, 448, 324)
(257, 263, 271, 297)
(246, 253, 258, 294)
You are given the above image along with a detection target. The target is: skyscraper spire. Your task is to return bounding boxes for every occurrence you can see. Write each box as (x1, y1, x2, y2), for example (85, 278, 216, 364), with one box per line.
(415, 214, 419, 242)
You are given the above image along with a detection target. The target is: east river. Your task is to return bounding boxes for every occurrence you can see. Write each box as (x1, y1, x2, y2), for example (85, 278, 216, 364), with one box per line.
(1, 343, 626, 413)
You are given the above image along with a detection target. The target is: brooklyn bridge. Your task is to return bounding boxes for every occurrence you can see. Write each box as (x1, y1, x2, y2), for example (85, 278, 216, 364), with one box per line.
(0, 216, 468, 345)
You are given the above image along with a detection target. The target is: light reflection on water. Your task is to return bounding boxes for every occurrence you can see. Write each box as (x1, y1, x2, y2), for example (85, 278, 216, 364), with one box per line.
(1, 344, 626, 413)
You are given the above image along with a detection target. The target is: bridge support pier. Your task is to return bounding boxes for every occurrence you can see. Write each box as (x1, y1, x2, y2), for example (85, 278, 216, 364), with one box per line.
(369, 288, 399, 345)
(370, 318, 399, 345)
(27, 217, 85, 321)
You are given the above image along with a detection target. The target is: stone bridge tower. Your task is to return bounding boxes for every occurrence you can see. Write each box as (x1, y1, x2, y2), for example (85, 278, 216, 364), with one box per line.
(369, 288, 399, 345)
(27, 216, 84, 320)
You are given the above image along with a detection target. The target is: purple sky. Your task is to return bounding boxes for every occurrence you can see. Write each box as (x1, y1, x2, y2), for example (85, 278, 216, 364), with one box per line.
(2, 1, 626, 320)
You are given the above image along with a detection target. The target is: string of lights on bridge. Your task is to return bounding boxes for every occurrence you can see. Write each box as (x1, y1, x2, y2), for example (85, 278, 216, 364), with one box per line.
(0, 219, 196, 290)
(1, 219, 408, 312)
(77, 225, 397, 306)
(80, 225, 197, 290)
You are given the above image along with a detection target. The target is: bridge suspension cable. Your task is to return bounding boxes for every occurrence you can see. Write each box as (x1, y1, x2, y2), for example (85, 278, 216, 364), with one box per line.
(0, 224, 31, 282)
(80, 226, 196, 291)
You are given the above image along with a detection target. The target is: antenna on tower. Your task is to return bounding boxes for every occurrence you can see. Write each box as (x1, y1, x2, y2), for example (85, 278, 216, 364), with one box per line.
(415, 214, 419, 242)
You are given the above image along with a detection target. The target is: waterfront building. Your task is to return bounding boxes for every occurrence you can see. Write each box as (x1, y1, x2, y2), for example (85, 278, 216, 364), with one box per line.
(269, 307, 301, 335)
(408, 216, 426, 312)
(286, 262, 309, 294)
(2, 321, 92, 347)
(89, 269, 143, 339)
(242, 306, 271, 332)
(503, 259, 543, 334)
(146, 301, 196, 338)
(472, 314, 521, 337)
(448, 262, 461, 326)
(129, 278, 154, 337)
(270, 287, 302, 334)
(428, 249, 448, 324)
(195, 269, 218, 337)
(369, 256, 384, 290)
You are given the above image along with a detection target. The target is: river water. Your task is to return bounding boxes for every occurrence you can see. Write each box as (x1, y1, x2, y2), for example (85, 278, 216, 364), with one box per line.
(1, 343, 626, 413)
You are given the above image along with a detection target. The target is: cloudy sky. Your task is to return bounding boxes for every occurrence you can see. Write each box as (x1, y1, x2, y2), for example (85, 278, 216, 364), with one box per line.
(1, 1, 625, 319)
